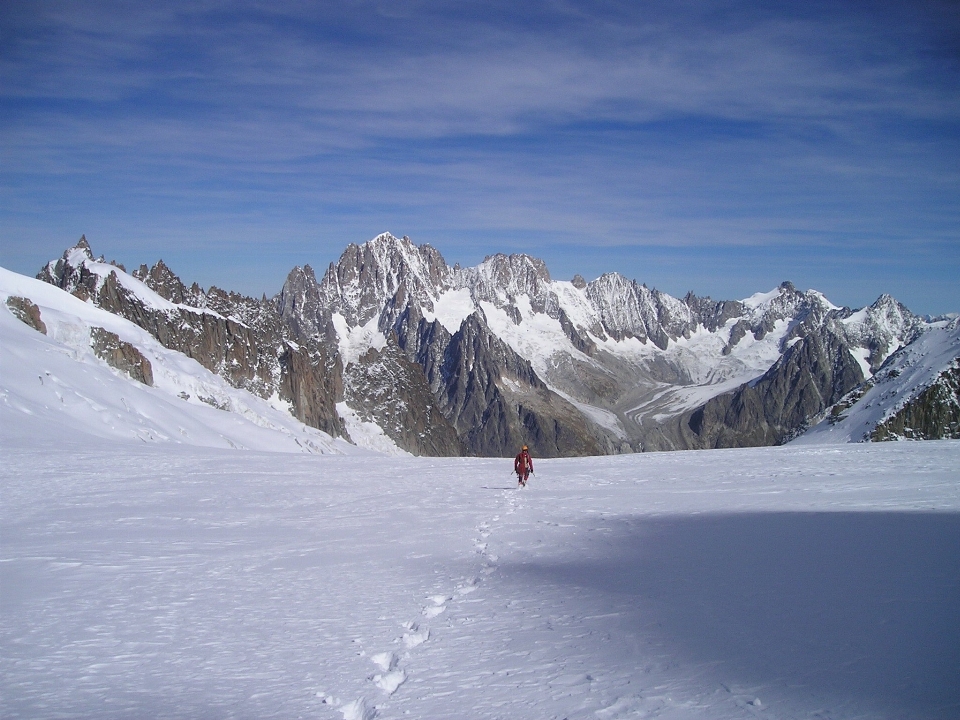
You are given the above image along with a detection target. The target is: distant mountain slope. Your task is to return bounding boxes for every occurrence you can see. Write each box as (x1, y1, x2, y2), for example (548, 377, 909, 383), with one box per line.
(0, 267, 370, 454)
(14, 232, 959, 456)
(794, 318, 960, 445)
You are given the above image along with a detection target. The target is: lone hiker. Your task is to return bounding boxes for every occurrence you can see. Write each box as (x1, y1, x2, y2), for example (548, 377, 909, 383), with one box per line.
(514, 445, 534, 487)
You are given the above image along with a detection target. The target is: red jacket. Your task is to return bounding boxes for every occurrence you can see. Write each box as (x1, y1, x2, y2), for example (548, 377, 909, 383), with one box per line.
(514, 450, 533, 474)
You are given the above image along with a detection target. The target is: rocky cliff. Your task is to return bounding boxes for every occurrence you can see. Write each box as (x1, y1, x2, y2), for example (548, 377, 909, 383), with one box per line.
(39, 237, 344, 438)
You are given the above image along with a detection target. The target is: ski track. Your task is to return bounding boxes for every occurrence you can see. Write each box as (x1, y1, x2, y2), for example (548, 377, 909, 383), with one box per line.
(2, 439, 960, 719)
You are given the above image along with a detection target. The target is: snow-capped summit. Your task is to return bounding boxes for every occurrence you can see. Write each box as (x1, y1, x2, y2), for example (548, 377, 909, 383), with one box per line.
(315, 232, 452, 328)
(8, 233, 957, 456)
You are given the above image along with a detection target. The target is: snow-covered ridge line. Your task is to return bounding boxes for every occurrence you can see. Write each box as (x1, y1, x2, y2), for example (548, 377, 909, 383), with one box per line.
(23, 232, 959, 456)
(309, 233, 954, 452)
(1, 267, 360, 454)
(40, 239, 236, 323)
(795, 318, 960, 445)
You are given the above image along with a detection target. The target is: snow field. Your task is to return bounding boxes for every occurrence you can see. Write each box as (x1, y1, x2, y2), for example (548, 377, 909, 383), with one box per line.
(2, 436, 959, 719)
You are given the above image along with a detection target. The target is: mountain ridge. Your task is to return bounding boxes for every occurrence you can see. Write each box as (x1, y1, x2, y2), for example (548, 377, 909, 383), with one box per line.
(21, 232, 960, 455)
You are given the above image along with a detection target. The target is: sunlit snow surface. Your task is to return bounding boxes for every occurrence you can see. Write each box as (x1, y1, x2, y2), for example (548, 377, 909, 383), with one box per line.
(2, 264, 959, 718)
(2, 428, 959, 719)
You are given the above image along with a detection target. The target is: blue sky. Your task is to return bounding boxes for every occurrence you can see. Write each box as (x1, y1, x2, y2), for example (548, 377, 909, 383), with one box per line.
(2, 1, 958, 314)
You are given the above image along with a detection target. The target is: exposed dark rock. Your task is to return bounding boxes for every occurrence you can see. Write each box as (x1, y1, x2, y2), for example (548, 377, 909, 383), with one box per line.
(276, 265, 324, 339)
(343, 342, 462, 456)
(6, 296, 47, 335)
(132, 259, 190, 304)
(278, 342, 344, 438)
(685, 292, 745, 333)
(89, 327, 154, 386)
(723, 320, 749, 355)
(39, 238, 345, 440)
(436, 314, 602, 457)
(558, 307, 597, 356)
(871, 364, 960, 441)
(665, 329, 865, 449)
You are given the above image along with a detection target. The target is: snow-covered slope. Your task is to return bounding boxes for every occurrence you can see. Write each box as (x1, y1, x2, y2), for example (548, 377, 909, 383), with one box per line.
(795, 318, 960, 445)
(0, 268, 361, 454)
(2, 417, 959, 719)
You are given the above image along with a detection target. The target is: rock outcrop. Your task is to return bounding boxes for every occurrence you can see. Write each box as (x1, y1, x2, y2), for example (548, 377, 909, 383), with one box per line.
(39, 239, 344, 440)
(6, 296, 47, 335)
(871, 363, 960, 441)
(90, 327, 154, 386)
(675, 330, 865, 449)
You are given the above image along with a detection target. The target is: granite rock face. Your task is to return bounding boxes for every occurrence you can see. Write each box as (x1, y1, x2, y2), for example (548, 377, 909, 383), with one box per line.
(679, 330, 865, 449)
(39, 239, 344, 440)
(90, 327, 154, 386)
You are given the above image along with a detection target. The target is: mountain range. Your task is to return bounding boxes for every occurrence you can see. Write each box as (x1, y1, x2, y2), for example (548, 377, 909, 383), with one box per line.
(7, 232, 959, 456)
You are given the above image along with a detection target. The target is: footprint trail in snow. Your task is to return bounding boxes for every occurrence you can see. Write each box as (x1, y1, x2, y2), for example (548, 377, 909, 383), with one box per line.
(332, 481, 519, 718)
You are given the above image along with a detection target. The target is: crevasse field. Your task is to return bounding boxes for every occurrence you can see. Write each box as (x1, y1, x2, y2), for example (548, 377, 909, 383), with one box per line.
(2, 426, 959, 719)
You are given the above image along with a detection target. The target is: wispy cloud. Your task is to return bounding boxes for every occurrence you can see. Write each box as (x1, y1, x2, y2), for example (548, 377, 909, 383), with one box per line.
(1, 1, 958, 312)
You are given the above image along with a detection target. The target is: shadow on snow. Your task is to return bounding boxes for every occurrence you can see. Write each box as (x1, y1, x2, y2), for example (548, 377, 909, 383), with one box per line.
(501, 511, 960, 718)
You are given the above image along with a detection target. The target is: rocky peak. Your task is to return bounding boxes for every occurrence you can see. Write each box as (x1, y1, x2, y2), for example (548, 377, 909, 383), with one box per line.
(37, 236, 100, 297)
(583, 273, 648, 342)
(132, 259, 189, 304)
(651, 288, 696, 341)
(276, 265, 323, 338)
(684, 292, 745, 332)
(317, 232, 451, 327)
(868, 293, 914, 326)
(459, 253, 555, 316)
(833, 293, 923, 370)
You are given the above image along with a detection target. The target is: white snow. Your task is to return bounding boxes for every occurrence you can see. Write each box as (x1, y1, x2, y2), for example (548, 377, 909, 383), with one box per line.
(2, 417, 958, 719)
(336, 401, 411, 456)
(849, 345, 873, 379)
(563, 396, 628, 439)
(424, 288, 474, 334)
(61, 250, 227, 319)
(332, 313, 388, 366)
(741, 287, 781, 310)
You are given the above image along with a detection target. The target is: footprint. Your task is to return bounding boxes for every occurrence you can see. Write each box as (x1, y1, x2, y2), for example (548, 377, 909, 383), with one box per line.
(340, 697, 376, 720)
(373, 669, 406, 695)
(457, 584, 478, 596)
(370, 652, 397, 672)
(422, 594, 448, 618)
(402, 622, 429, 648)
